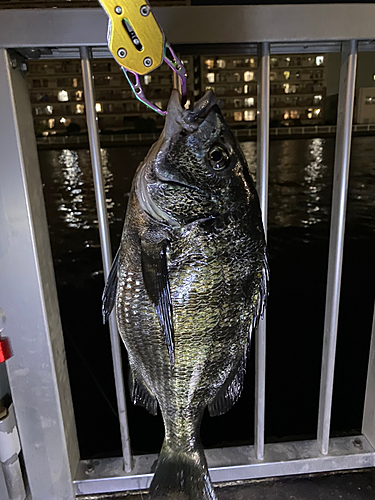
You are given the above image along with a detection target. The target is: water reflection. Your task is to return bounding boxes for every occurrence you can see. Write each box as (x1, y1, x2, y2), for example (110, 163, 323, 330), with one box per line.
(39, 137, 375, 253)
(58, 149, 87, 230)
(49, 148, 117, 237)
(302, 138, 327, 227)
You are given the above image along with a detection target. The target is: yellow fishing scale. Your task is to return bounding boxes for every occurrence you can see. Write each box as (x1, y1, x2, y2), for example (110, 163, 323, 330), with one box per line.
(98, 0, 187, 115)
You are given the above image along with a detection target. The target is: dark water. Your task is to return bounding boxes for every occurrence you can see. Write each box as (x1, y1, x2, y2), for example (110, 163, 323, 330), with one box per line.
(38, 137, 375, 459)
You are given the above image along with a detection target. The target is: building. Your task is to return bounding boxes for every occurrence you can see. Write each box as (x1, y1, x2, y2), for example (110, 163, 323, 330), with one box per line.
(355, 88, 375, 124)
(202, 54, 326, 126)
(26, 57, 194, 136)
(26, 52, 326, 137)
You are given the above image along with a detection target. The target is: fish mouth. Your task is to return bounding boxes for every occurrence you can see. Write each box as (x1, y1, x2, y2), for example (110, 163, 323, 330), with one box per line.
(135, 90, 218, 227)
(152, 90, 218, 187)
(166, 89, 218, 133)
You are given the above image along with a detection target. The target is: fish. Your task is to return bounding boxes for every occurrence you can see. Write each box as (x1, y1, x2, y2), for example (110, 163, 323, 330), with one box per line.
(103, 90, 268, 500)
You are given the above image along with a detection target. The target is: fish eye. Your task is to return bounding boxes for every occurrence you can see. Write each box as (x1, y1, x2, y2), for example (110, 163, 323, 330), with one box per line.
(208, 145, 230, 171)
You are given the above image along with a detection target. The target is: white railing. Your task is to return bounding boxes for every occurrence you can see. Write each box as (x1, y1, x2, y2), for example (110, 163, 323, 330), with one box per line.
(0, 5, 375, 500)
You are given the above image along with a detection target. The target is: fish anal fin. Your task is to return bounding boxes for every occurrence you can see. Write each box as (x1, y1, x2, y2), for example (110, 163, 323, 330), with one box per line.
(102, 247, 121, 324)
(129, 367, 158, 416)
(208, 353, 247, 417)
(141, 239, 175, 368)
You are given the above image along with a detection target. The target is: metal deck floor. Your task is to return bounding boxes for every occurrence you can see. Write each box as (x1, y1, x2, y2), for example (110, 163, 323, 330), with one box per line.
(78, 469, 375, 499)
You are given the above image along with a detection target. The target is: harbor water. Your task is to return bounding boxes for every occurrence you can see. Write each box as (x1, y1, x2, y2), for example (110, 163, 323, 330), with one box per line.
(38, 136, 375, 459)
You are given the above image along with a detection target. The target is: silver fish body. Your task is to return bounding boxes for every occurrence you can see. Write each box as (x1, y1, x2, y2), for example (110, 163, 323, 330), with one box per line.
(103, 91, 268, 500)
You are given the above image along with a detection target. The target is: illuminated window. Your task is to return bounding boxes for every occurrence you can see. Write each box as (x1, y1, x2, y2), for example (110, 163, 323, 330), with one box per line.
(283, 71, 290, 80)
(373, 74, 375, 81)
(48, 118, 55, 129)
(313, 108, 321, 117)
(284, 84, 297, 94)
(144, 75, 152, 85)
(58, 90, 69, 102)
(244, 97, 255, 107)
(270, 57, 278, 68)
(365, 96, 375, 104)
(95, 103, 102, 113)
(285, 57, 291, 65)
(45, 105, 53, 115)
(314, 95, 323, 104)
(75, 90, 83, 101)
(244, 85, 249, 94)
(234, 87, 243, 94)
(249, 58, 256, 68)
(154, 101, 163, 109)
(60, 117, 66, 124)
(283, 111, 290, 120)
(216, 59, 226, 68)
(307, 108, 313, 119)
(205, 59, 214, 69)
(76, 104, 85, 114)
(72, 78, 78, 88)
(316, 56, 324, 66)
(234, 111, 243, 121)
(244, 110, 256, 121)
(207, 72, 215, 83)
(290, 110, 300, 119)
(244, 71, 254, 82)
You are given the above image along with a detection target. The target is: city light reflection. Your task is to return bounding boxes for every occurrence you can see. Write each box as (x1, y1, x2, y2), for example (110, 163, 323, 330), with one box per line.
(57, 148, 115, 232)
(302, 138, 327, 226)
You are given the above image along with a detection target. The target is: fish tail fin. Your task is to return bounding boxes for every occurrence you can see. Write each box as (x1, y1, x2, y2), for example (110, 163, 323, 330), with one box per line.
(149, 440, 217, 500)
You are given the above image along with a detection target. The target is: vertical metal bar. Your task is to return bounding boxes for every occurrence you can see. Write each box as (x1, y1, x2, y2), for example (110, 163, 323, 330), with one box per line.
(317, 40, 358, 455)
(0, 49, 79, 500)
(80, 47, 133, 472)
(255, 42, 270, 461)
(362, 303, 375, 449)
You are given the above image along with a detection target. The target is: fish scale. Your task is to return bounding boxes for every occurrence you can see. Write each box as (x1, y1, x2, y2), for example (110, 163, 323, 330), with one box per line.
(103, 90, 268, 499)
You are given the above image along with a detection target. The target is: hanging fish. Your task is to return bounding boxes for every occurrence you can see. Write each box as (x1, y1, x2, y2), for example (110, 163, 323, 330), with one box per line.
(103, 90, 268, 500)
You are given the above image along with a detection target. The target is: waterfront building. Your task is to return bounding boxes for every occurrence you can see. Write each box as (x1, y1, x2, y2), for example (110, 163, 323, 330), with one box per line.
(27, 53, 326, 137)
(202, 54, 326, 126)
(355, 87, 375, 124)
(26, 57, 194, 136)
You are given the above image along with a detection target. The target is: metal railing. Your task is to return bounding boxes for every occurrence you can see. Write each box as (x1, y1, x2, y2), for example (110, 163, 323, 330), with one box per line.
(0, 5, 375, 500)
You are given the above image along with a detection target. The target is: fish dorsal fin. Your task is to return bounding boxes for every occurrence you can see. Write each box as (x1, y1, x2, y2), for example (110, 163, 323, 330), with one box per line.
(208, 349, 247, 417)
(141, 239, 175, 368)
(129, 367, 158, 416)
(102, 247, 121, 324)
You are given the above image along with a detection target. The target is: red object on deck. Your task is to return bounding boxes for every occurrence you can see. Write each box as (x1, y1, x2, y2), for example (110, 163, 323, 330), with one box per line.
(0, 337, 12, 362)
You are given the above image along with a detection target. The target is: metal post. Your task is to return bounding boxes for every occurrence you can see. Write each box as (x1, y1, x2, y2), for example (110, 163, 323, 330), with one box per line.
(80, 47, 133, 472)
(317, 40, 358, 455)
(255, 41, 270, 461)
(0, 49, 79, 500)
(363, 304, 375, 448)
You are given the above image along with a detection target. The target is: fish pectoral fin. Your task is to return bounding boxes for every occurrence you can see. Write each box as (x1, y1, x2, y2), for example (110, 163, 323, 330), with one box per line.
(129, 368, 158, 416)
(141, 239, 175, 368)
(102, 247, 121, 324)
(208, 351, 247, 417)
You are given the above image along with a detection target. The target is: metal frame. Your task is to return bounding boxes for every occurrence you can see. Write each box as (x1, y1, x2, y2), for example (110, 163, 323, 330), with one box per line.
(1, 5, 375, 48)
(0, 5, 374, 499)
(0, 48, 79, 500)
